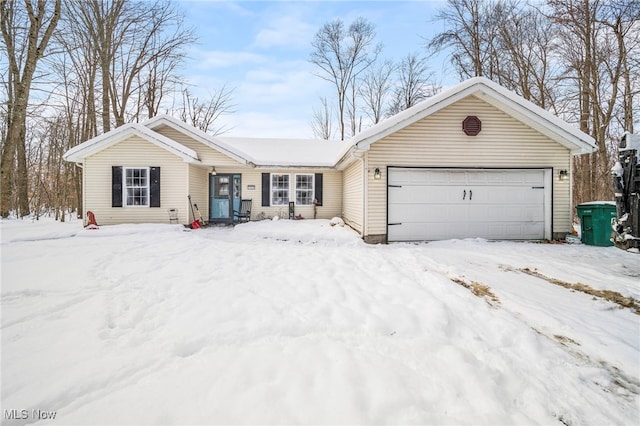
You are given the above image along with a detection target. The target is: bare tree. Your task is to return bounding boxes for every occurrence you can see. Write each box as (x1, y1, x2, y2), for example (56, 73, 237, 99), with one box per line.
(550, 0, 639, 205)
(311, 97, 333, 140)
(176, 86, 236, 136)
(69, 0, 195, 131)
(429, 0, 500, 78)
(140, 48, 183, 120)
(493, 4, 559, 109)
(310, 17, 382, 140)
(346, 76, 363, 137)
(387, 53, 440, 116)
(359, 59, 395, 125)
(600, 0, 640, 134)
(1, 0, 61, 217)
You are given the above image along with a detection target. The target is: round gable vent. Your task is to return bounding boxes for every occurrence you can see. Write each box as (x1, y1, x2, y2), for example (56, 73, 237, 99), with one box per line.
(463, 116, 482, 136)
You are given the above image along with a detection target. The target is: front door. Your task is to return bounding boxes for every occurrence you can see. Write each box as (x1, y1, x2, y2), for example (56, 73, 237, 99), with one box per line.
(210, 174, 241, 222)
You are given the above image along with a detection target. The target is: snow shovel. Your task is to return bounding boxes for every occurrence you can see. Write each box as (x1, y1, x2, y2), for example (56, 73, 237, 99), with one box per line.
(188, 195, 201, 229)
(194, 203, 207, 227)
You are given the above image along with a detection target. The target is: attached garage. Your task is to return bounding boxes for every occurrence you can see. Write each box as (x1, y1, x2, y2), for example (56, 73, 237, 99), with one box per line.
(387, 167, 552, 241)
(338, 77, 598, 243)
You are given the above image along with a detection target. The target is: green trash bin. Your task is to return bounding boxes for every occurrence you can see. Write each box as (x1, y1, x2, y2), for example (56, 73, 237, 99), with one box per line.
(576, 202, 618, 247)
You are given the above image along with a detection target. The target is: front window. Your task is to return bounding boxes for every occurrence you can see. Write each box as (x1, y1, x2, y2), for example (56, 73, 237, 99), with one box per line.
(295, 174, 314, 205)
(125, 167, 149, 206)
(271, 174, 289, 205)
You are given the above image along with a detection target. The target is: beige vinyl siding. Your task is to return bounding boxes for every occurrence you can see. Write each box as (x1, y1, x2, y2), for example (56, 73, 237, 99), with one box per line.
(342, 159, 363, 233)
(84, 136, 189, 225)
(155, 125, 244, 167)
(188, 165, 210, 221)
(220, 169, 342, 220)
(366, 95, 572, 237)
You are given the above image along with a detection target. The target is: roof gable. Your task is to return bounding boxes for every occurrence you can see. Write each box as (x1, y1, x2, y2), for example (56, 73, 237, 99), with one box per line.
(348, 77, 596, 156)
(144, 115, 250, 165)
(63, 123, 199, 164)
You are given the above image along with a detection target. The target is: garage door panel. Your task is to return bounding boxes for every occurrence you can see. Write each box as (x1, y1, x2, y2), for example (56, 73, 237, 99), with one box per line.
(480, 186, 543, 203)
(389, 203, 469, 222)
(389, 186, 467, 204)
(387, 168, 549, 241)
(483, 205, 544, 222)
(389, 221, 471, 241)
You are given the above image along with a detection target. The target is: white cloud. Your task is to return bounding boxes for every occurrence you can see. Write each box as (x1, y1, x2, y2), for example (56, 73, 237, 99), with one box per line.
(253, 14, 315, 49)
(191, 48, 267, 70)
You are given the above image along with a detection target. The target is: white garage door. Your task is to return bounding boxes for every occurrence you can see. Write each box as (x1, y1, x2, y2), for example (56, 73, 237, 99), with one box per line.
(387, 168, 551, 241)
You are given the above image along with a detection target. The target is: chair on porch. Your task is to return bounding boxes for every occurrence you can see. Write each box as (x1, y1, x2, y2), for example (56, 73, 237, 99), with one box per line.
(168, 208, 179, 224)
(233, 199, 252, 223)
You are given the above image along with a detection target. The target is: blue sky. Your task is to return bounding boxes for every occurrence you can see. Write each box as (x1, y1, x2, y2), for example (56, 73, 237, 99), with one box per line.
(180, 1, 451, 138)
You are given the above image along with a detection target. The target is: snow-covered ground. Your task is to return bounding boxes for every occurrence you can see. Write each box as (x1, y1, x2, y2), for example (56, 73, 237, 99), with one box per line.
(1, 217, 639, 425)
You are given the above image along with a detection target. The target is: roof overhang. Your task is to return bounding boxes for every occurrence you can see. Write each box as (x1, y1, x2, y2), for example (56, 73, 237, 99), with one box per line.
(345, 77, 596, 162)
(63, 123, 200, 164)
(144, 114, 251, 165)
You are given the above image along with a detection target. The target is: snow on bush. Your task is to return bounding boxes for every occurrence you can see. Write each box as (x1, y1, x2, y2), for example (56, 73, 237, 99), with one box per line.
(329, 216, 345, 227)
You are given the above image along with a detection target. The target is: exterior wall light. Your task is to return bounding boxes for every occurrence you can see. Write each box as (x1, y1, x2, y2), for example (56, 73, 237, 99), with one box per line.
(559, 169, 568, 181)
(210, 167, 217, 175)
(374, 168, 381, 180)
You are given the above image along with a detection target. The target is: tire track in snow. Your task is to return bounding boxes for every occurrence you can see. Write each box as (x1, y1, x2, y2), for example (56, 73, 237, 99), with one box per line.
(389, 243, 640, 420)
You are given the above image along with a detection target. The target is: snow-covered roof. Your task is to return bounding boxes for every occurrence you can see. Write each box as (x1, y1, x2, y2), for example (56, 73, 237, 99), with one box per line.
(337, 77, 597, 168)
(63, 123, 200, 164)
(65, 78, 596, 169)
(145, 114, 348, 168)
(217, 137, 347, 168)
(144, 115, 250, 165)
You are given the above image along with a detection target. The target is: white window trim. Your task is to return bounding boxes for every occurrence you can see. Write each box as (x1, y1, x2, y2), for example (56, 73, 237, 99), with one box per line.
(123, 167, 150, 207)
(270, 173, 290, 206)
(294, 173, 315, 206)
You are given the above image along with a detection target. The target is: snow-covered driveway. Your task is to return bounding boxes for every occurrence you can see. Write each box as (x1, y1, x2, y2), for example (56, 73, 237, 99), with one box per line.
(1, 219, 639, 425)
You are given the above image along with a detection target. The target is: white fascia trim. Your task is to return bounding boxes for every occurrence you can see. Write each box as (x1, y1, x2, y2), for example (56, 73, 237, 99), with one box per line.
(251, 163, 336, 169)
(474, 82, 597, 154)
(144, 114, 251, 165)
(63, 124, 200, 164)
(351, 87, 472, 152)
(335, 145, 366, 171)
(346, 77, 596, 155)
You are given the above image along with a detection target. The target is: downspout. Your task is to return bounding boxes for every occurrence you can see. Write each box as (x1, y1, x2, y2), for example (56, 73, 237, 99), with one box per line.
(569, 154, 574, 232)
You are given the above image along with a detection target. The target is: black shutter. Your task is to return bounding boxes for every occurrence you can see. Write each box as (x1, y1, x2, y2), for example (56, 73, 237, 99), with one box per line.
(150, 167, 160, 207)
(112, 166, 123, 207)
(262, 173, 270, 207)
(314, 173, 323, 206)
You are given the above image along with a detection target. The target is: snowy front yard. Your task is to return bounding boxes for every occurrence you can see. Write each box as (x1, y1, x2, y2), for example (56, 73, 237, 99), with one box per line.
(1, 218, 639, 425)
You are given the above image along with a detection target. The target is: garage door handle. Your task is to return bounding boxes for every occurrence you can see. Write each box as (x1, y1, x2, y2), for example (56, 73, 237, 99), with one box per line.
(463, 190, 466, 200)
(469, 190, 472, 200)
(388, 223, 402, 226)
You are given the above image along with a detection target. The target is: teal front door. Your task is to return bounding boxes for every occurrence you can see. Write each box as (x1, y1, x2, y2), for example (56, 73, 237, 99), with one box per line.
(210, 174, 241, 222)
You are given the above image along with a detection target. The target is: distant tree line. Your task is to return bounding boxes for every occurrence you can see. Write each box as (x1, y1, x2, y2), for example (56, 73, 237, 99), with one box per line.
(309, 0, 639, 209)
(0, 0, 234, 219)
